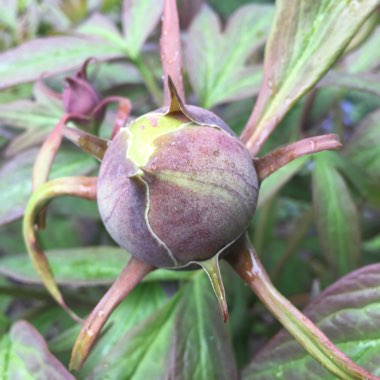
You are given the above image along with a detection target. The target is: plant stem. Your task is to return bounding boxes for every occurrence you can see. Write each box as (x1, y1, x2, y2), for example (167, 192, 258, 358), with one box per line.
(133, 55, 163, 106)
(227, 235, 378, 380)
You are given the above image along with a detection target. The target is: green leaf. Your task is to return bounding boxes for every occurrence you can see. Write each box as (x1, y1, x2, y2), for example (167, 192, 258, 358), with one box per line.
(122, 0, 164, 59)
(170, 271, 238, 379)
(243, 264, 380, 379)
(312, 151, 361, 275)
(0, 320, 74, 379)
(76, 13, 127, 50)
(0, 36, 125, 89)
(241, 0, 380, 155)
(344, 26, 380, 73)
(86, 272, 237, 380)
(0, 246, 192, 285)
(320, 71, 380, 97)
(257, 156, 308, 208)
(363, 234, 380, 253)
(0, 147, 97, 225)
(185, 4, 273, 108)
(78, 283, 172, 378)
(346, 109, 380, 182)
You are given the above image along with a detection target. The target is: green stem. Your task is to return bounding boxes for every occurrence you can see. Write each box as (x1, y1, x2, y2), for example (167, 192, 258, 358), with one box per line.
(133, 56, 163, 106)
(228, 235, 378, 380)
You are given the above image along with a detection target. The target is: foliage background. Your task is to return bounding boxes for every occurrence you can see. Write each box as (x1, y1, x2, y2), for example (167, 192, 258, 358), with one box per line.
(0, 0, 380, 379)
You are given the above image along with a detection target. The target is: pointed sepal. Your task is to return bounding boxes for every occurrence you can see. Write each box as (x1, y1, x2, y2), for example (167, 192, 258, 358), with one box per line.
(198, 255, 228, 323)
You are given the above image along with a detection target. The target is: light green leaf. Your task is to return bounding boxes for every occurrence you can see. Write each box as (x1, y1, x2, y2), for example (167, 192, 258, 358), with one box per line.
(320, 71, 380, 97)
(0, 320, 74, 380)
(122, 0, 164, 59)
(0, 246, 192, 285)
(0, 36, 125, 89)
(0, 147, 97, 225)
(312, 151, 361, 275)
(243, 264, 380, 379)
(241, 0, 380, 155)
(76, 13, 127, 51)
(344, 26, 380, 73)
(185, 4, 273, 108)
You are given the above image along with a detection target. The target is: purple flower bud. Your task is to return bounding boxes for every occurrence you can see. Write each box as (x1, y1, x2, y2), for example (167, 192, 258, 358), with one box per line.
(62, 59, 104, 130)
(97, 105, 258, 268)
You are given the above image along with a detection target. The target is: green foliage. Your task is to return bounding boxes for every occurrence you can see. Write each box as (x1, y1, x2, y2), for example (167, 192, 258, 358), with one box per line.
(0, 0, 380, 379)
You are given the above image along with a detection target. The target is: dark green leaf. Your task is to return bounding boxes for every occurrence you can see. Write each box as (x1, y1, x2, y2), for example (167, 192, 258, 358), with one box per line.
(0, 147, 97, 225)
(346, 109, 380, 182)
(79, 283, 171, 378)
(185, 4, 273, 108)
(0, 320, 74, 379)
(312, 152, 361, 275)
(243, 264, 380, 379)
(169, 271, 238, 380)
(87, 272, 238, 380)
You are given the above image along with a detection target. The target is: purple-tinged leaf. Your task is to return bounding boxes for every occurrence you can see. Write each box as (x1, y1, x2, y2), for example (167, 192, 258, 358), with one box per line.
(243, 264, 380, 379)
(185, 4, 273, 108)
(0, 320, 74, 380)
(0, 36, 125, 89)
(312, 152, 361, 276)
(0, 147, 96, 225)
(122, 0, 164, 59)
(240, 0, 380, 156)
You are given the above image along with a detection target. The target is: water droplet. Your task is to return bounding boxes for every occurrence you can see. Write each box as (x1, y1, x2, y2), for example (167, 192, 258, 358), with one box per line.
(98, 310, 105, 317)
(87, 328, 94, 337)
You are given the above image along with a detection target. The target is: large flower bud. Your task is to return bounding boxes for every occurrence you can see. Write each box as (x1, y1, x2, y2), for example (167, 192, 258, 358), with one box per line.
(97, 91, 258, 268)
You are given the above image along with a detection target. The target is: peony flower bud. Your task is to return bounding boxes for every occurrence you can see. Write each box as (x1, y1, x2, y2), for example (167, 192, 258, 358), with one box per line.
(62, 59, 104, 131)
(97, 97, 258, 268)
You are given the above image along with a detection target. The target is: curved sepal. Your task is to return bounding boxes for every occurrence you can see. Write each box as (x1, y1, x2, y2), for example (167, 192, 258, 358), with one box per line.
(70, 257, 154, 370)
(197, 255, 228, 323)
(23, 176, 97, 322)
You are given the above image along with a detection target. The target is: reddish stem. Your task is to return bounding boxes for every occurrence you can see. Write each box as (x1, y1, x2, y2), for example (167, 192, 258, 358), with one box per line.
(160, 0, 185, 105)
(227, 235, 378, 380)
(70, 258, 154, 370)
(254, 134, 342, 181)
